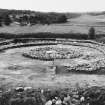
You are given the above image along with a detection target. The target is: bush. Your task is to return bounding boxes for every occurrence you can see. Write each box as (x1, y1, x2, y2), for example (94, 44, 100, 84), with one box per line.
(0, 33, 88, 39)
(88, 27, 96, 39)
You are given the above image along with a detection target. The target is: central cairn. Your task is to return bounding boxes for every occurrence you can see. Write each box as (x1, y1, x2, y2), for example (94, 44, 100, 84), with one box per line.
(22, 45, 82, 61)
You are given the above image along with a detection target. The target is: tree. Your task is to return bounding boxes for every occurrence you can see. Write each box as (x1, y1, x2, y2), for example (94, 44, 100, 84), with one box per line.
(29, 16, 37, 25)
(0, 16, 3, 26)
(88, 27, 96, 39)
(57, 15, 67, 23)
(4, 15, 12, 26)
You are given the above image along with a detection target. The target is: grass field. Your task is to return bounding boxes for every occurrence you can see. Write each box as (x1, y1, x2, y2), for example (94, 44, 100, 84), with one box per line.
(0, 14, 105, 34)
(0, 42, 105, 89)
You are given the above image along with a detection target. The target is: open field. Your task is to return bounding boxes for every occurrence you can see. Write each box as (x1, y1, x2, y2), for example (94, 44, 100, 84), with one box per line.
(0, 40, 105, 90)
(0, 14, 105, 34)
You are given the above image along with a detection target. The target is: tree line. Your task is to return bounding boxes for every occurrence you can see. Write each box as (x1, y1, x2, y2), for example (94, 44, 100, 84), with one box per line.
(0, 15, 12, 26)
(0, 10, 68, 26)
(17, 13, 67, 26)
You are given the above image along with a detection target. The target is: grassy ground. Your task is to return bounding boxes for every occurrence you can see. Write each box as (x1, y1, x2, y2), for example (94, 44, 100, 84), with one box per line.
(0, 43, 105, 89)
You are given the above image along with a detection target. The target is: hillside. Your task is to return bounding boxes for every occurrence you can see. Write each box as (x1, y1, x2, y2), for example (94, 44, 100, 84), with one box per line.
(0, 14, 104, 35)
(0, 9, 104, 35)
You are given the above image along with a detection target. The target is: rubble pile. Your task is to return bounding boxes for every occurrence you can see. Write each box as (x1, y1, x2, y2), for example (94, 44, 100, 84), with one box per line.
(0, 86, 105, 105)
(22, 46, 83, 61)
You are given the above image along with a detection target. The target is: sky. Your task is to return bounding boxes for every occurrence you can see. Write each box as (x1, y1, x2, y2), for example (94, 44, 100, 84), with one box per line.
(0, 0, 105, 12)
